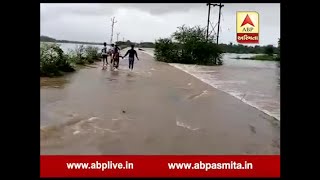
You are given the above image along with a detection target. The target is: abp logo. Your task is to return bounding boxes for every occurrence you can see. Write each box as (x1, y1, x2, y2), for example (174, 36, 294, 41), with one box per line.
(236, 11, 259, 44)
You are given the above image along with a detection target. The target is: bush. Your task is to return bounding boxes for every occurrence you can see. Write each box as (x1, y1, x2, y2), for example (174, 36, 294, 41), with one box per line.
(68, 45, 100, 64)
(40, 43, 102, 77)
(264, 45, 274, 56)
(154, 25, 223, 65)
(72, 45, 87, 65)
(251, 54, 275, 61)
(40, 43, 75, 77)
(154, 38, 180, 63)
(85, 46, 100, 63)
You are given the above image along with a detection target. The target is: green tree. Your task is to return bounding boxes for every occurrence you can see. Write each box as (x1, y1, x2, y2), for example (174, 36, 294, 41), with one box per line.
(155, 25, 223, 65)
(264, 45, 274, 56)
(40, 43, 75, 77)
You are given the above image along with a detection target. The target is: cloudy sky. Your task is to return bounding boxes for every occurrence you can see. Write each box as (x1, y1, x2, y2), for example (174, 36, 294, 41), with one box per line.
(40, 3, 280, 46)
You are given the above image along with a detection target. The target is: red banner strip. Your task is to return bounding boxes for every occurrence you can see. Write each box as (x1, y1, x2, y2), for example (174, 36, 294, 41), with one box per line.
(237, 33, 259, 43)
(40, 155, 280, 177)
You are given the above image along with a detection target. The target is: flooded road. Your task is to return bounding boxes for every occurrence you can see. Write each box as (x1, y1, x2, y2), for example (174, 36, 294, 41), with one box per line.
(41, 50, 280, 155)
(143, 48, 280, 120)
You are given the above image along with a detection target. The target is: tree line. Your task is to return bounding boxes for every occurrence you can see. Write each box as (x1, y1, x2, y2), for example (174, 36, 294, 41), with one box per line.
(219, 43, 279, 54)
(40, 35, 155, 48)
(40, 35, 103, 46)
(41, 35, 279, 55)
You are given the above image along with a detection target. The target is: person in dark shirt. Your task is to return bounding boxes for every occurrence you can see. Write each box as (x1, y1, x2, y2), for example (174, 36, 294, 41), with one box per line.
(122, 45, 139, 71)
(110, 44, 115, 65)
(112, 45, 121, 69)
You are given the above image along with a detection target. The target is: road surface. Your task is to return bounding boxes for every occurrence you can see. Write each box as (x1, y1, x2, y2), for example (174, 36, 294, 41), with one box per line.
(40, 50, 280, 155)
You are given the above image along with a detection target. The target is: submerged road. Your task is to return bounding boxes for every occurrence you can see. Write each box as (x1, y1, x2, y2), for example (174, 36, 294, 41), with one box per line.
(40, 50, 280, 155)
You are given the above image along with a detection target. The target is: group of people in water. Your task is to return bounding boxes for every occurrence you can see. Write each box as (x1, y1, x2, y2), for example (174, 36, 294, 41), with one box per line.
(101, 42, 139, 71)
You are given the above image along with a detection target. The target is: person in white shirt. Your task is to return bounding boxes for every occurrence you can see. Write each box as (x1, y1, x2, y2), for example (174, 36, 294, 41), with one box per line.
(101, 42, 108, 69)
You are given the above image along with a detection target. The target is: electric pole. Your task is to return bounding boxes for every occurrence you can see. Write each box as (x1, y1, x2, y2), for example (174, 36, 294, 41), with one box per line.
(110, 17, 117, 44)
(216, 3, 224, 45)
(116, 33, 120, 42)
(206, 3, 212, 40)
(206, 3, 224, 65)
(206, 3, 218, 40)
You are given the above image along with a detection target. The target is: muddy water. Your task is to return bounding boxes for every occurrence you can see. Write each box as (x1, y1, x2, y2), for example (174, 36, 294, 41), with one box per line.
(143, 48, 280, 120)
(41, 50, 280, 155)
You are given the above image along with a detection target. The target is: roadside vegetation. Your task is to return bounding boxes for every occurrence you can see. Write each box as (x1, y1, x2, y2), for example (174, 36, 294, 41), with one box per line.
(40, 43, 101, 77)
(154, 25, 223, 65)
(234, 39, 280, 61)
(234, 54, 277, 61)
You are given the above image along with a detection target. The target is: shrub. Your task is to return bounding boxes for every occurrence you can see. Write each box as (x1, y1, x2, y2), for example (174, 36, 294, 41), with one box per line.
(40, 43, 104, 77)
(154, 25, 223, 65)
(68, 45, 101, 64)
(71, 45, 87, 65)
(85, 46, 100, 63)
(154, 38, 179, 63)
(40, 43, 74, 77)
(264, 45, 274, 56)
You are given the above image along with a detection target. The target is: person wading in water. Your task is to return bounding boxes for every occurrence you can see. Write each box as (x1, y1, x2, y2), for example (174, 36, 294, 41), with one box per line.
(122, 44, 139, 71)
(101, 42, 108, 69)
(112, 44, 121, 70)
(109, 44, 115, 65)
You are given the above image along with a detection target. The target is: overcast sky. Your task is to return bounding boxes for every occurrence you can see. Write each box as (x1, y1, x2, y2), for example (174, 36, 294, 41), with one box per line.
(40, 3, 280, 46)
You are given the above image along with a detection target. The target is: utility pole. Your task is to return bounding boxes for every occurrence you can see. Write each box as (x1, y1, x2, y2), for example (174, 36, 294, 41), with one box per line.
(206, 3, 212, 40)
(123, 37, 124, 42)
(110, 17, 117, 44)
(116, 33, 120, 42)
(206, 3, 224, 65)
(216, 3, 224, 45)
(206, 3, 218, 40)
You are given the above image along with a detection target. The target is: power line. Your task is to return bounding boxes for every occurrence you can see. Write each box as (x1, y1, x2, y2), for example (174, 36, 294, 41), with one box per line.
(209, 21, 218, 36)
(220, 11, 225, 33)
(208, 11, 216, 36)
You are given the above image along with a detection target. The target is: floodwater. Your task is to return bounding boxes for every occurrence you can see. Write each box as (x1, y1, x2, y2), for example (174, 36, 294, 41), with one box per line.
(40, 44, 280, 155)
(40, 42, 111, 54)
(143, 48, 280, 120)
